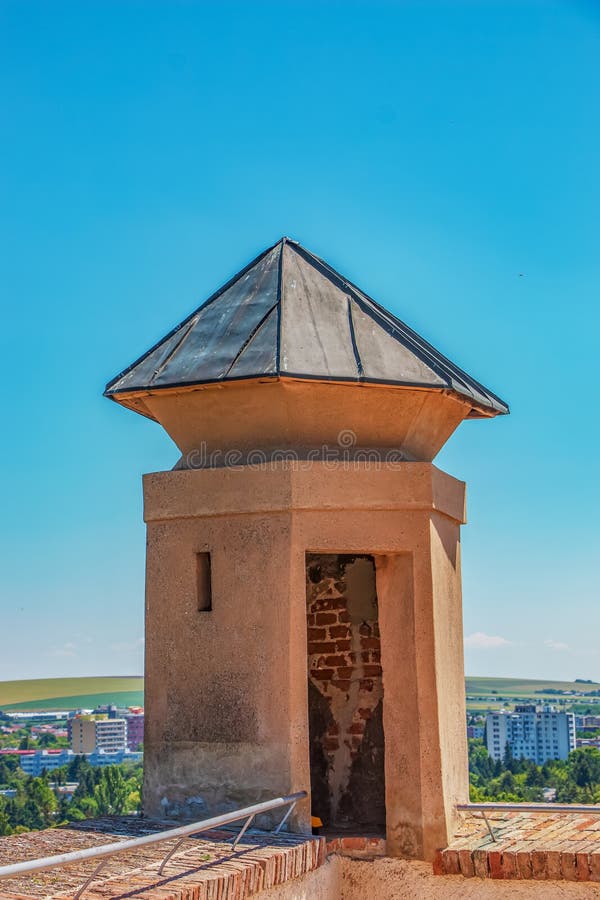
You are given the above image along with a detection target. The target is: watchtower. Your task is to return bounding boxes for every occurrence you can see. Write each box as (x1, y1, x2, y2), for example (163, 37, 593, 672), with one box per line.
(105, 238, 508, 860)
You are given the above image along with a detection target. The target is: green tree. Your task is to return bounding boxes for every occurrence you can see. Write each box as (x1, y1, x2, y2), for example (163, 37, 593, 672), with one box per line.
(94, 767, 128, 815)
(26, 778, 58, 828)
(568, 748, 600, 799)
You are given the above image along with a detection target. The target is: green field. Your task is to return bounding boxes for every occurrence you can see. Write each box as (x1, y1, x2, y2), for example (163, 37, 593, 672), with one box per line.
(0, 675, 597, 714)
(0, 677, 143, 711)
(465, 676, 599, 713)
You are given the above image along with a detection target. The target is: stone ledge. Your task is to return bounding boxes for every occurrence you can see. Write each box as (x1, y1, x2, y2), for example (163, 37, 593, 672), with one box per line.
(0, 817, 326, 900)
(435, 810, 600, 881)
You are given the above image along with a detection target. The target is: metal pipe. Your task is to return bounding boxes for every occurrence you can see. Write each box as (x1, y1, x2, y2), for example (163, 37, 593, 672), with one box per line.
(157, 837, 187, 876)
(457, 802, 600, 814)
(0, 791, 307, 882)
(274, 800, 297, 835)
(73, 859, 108, 900)
(231, 814, 255, 850)
(479, 812, 497, 842)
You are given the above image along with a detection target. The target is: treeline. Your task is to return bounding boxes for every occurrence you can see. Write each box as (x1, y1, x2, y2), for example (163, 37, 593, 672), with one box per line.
(0, 755, 141, 835)
(469, 739, 600, 803)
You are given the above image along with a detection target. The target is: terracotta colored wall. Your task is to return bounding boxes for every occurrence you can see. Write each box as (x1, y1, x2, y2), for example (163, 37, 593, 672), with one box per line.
(143, 462, 468, 855)
(143, 379, 470, 465)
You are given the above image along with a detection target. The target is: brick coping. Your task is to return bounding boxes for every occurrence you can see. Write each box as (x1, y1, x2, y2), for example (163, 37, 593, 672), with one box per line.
(0, 817, 326, 899)
(435, 809, 600, 881)
(325, 834, 386, 858)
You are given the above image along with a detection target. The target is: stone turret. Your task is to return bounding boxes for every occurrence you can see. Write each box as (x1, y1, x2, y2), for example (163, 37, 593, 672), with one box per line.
(106, 237, 507, 861)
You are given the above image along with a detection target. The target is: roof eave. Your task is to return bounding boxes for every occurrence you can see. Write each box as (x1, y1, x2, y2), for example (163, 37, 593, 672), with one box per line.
(104, 373, 508, 419)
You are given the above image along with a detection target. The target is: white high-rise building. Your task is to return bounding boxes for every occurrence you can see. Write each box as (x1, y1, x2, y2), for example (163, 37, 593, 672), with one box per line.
(486, 705, 576, 764)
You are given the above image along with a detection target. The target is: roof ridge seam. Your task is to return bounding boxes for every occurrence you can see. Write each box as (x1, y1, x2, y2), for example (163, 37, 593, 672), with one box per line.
(275, 238, 285, 375)
(224, 302, 279, 378)
(347, 298, 364, 379)
(147, 315, 199, 386)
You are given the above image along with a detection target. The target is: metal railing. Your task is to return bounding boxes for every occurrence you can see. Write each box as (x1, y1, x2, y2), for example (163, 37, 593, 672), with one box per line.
(457, 801, 600, 843)
(0, 790, 307, 899)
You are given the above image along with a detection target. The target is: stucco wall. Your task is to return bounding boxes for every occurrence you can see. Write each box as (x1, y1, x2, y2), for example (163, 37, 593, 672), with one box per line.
(143, 462, 468, 853)
(339, 858, 600, 898)
(260, 856, 600, 899)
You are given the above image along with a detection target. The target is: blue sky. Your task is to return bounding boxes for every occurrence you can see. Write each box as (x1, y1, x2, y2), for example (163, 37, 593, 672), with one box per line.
(1, 1, 598, 682)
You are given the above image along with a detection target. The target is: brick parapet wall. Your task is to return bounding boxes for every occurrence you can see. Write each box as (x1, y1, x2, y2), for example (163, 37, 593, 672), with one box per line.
(0, 820, 326, 900)
(435, 810, 600, 882)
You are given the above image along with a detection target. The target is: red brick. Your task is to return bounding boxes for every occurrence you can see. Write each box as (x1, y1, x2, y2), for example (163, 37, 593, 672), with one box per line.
(306, 613, 316, 626)
(500, 850, 518, 878)
(338, 610, 350, 623)
(576, 852, 591, 881)
(442, 849, 460, 875)
(359, 623, 372, 636)
(335, 666, 354, 679)
(517, 850, 533, 879)
(308, 627, 326, 641)
(360, 678, 374, 691)
(316, 612, 337, 625)
(311, 597, 345, 612)
(458, 848, 475, 877)
(473, 849, 490, 878)
(308, 641, 337, 654)
(360, 637, 380, 650)
(340, 837, 367, 851)
(335, 639, 351, 651)
(310, 668, 334, 680)
(432, 849, 444, 876)
(545, 850, 562, 880)
(362, 664, 382, 677)
(323, 738, 339, 752)
(357, 706, 372, 719)
(531, 850, 547, 880)
(331, 679, 351, 692)
(561, 851, 578, 881)
(324, 654, 348, 667)
(330, 625, 350, 638)
(589, 852, 600, 881)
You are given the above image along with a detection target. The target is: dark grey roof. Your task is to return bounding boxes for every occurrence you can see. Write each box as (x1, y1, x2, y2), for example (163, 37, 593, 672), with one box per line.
(104, 237, 508, 418)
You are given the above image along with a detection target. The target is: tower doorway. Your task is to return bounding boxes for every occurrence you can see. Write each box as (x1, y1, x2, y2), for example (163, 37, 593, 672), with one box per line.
(306, 553, 385, 832)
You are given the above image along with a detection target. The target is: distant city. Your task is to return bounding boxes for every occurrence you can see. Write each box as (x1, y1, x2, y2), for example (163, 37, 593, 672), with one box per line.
(2, 674, 600, 776)
(0, 703, 143, 778)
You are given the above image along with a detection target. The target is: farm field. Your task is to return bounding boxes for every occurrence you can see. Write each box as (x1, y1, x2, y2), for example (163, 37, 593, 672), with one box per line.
(0, 677, 143, 711)
(465, 676, 599, 713)
(0, 675, 597, 713)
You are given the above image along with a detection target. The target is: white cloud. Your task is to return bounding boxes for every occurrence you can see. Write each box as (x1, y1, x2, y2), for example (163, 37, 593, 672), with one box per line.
(464, 631, 512, 649)
(544, 638, 570, 652)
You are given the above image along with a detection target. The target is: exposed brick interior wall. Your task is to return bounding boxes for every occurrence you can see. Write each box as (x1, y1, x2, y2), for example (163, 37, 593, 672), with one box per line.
(306, 553, 385, 832)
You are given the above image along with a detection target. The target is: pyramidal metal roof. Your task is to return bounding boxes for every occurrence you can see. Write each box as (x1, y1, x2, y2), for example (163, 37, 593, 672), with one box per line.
(104, 237, 508, 418)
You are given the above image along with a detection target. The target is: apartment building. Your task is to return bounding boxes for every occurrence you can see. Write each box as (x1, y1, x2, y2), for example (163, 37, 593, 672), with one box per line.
(0, 748, 142, 776)
(486, 705, 576, 764)
(70, 716, 127, 754)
